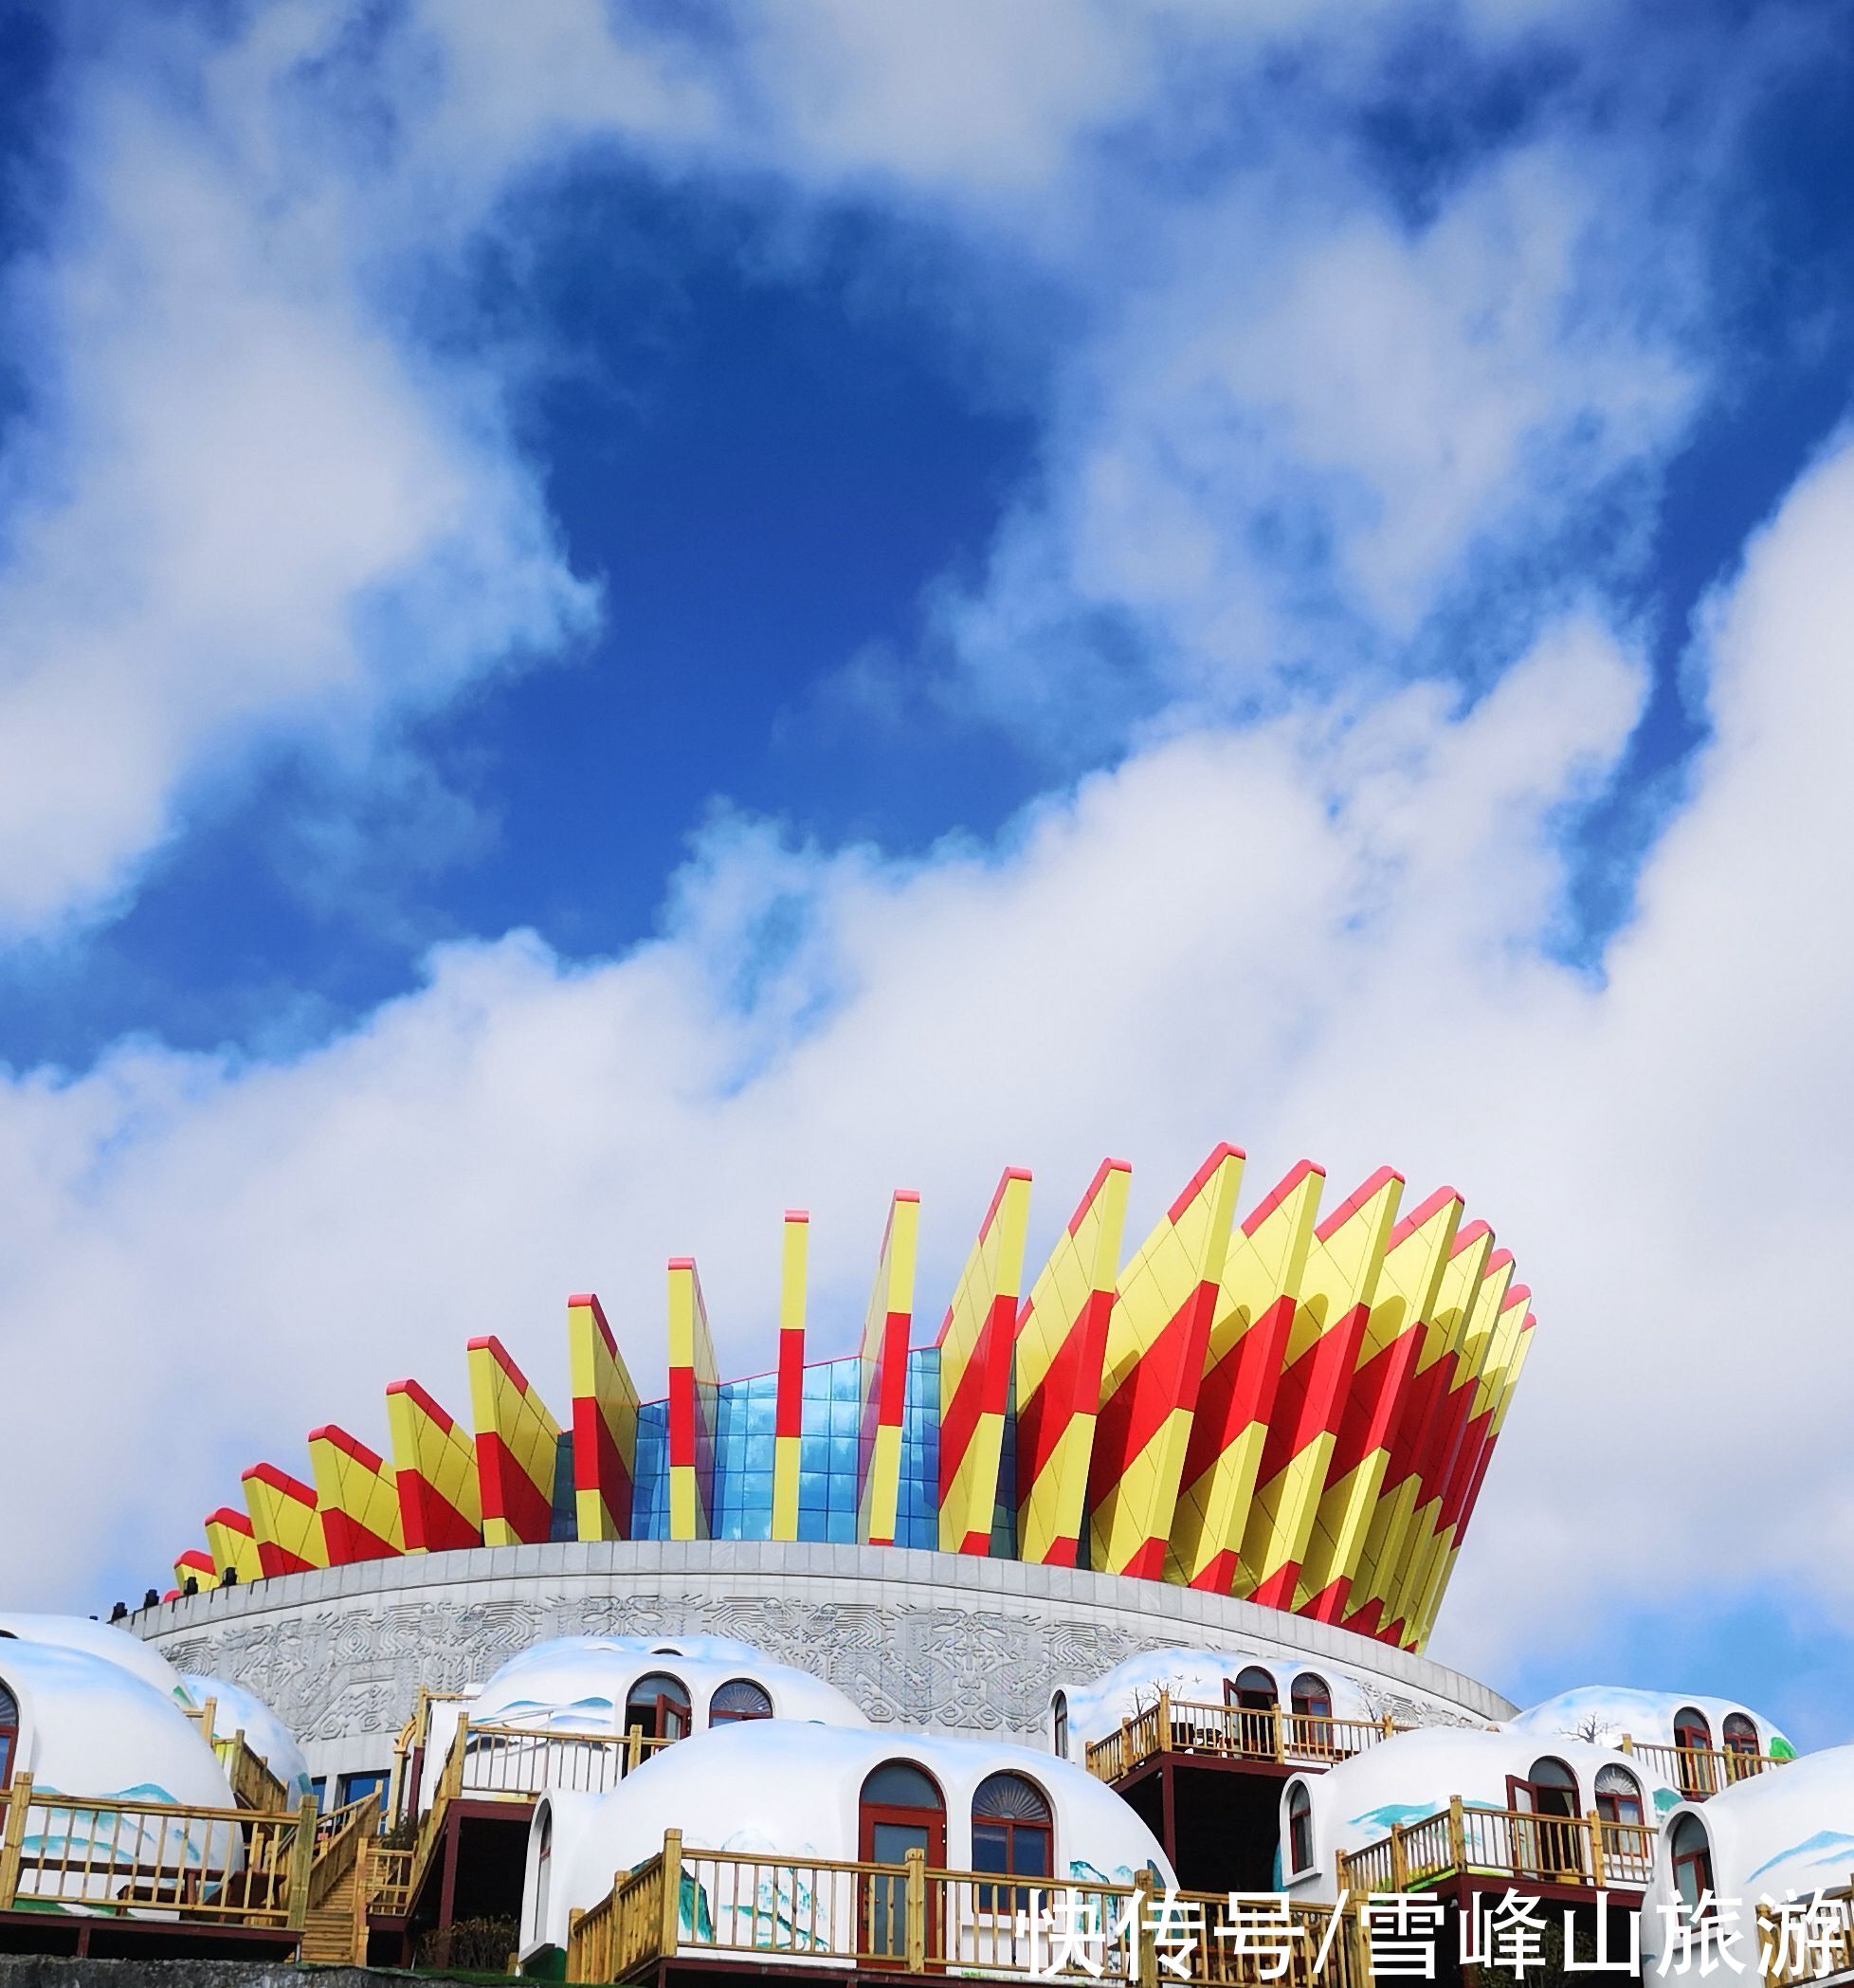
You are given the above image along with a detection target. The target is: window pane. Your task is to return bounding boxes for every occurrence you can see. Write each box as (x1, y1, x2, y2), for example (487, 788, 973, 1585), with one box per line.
(863, 1760, 941, 1809)
(971, 1825, 1010, 1873)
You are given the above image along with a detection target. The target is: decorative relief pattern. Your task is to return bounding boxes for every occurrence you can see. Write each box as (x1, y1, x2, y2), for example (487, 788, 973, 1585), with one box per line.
(153, 1584, 1308, 1743)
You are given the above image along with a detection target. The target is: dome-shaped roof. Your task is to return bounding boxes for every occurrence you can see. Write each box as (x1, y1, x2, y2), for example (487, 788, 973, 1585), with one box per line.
(0, 1614, 192, 1708)
(1506, 1686, 1791, 1758)
(0, 1637, 232, 1807)
(181, 1672, 313, 1801)
(523, 1720, 1170, 1957)
(472, 1634, 866, 1733)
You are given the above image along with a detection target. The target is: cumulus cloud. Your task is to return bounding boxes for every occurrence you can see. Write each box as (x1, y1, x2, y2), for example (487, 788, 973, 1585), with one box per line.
(4, 434, 1849, 1692)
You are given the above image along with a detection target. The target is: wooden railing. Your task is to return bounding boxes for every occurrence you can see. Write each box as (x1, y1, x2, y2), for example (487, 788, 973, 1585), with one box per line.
(179, 1696, 291, 1814)
(458, 1721, 669, 1796)
(0, 1772, 319, 1930)
(566, 1831, 1370, 1988)
(365, 1846, 414, 1918)
(1758, 1882, 1854, 1988)
(1086, 1690, 1411, 1782)
(308, 1792, 380, 1910)
(1336, 1799, 1656, 1895)
(373, 1714, 672, 1925)
(1620, 1736, 1790, 1800)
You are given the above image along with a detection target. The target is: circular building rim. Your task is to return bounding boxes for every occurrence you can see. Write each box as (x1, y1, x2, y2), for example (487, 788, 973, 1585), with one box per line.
(136, 1537, 1514, 1724)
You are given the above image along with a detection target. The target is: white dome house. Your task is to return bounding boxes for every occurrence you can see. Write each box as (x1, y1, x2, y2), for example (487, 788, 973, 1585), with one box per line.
(1279, 1724, 1680, 1901)
(520, 1721, 1172, 1969)
(420, 1632, 867, 1814)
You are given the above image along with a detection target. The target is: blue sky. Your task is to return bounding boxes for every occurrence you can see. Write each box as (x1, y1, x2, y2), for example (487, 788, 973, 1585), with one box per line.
(1, 0, 1851, 1742)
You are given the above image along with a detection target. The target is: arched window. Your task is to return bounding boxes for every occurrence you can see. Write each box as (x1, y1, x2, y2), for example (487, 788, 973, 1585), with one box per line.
(860, 1762, 946, 1958)
(1595, 1765, 1644, 1826)
(972, 1773, 1053, 1906)
(0, 1680, 17, 1792)
(625, 1672, 691, 1743)
(1509, 1755, 1581, 1879)
(1050, 1691, 1069, 1761)
(1227, 1666, 1278, 1758)
(709, 1679, 773, 1725)
(1290, 1674, 1334, 1757)
(1721, 1715, 1759, 1781)
(1673, 1707, 1716, 1797)
(1287, 1782, 1314, 1875)
(1230, 1666, 1277, 1711)
(1669, 1814, 1715, 1916)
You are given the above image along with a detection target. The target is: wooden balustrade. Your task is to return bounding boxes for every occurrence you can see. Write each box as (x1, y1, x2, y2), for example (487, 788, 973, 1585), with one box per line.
(1757, 1882, 1854, 1988)
(1336, 1801, 1656, 1896)
(1620, 1737, 1789, 1800)
(564, 1833, 1369, 1988)
(0, 1772, 319, 1931)
(1085, 1690, 1409, 1782)
(457, 1721, 667, 1796)
(365, 1846, 414, 1919)
(307, 1792, 381, 1910)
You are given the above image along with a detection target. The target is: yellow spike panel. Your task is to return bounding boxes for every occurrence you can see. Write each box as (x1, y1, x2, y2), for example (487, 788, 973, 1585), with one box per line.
(667, 1258, 720, 1541)
(569, 1292, 639, 1542)
(387, 1378, 482, 1553)
(204, 1506, 263, 1585)
(468, 1335, 561, 1547)
(1013, 1159, 1131, 1567)
(1167, 1160, 1324, 1593)
(1407, 1277, 1535, 1650)
(1368, 1220, 1498, 1642)
(1293, 1186, 1461, 1620)
(308, 1424, 405, 1563)
(937, 1169, 1033, 1554)
(1384, 1246, 1515, 1643)
(1086, 1145, 1245, 1579)
(242, 1463, 329, 1578)
(173, 1549, 220, 1593)
(858, 1191, 921, 1547)
(1235, 1167, 1403, 1610)
(1336, 1194, 1477, 1639)
(772, 1213, 809, 1541)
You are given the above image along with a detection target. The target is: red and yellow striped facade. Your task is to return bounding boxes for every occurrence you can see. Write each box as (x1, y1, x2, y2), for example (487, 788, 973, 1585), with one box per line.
(666, 1258, 718, 1541)
(168, 1145, 1536, 1653)
(568, 1292, 638, 1543)
(857, 1190, 919, 1548)
(936, 1169, 1032, 1555)
(467, 1335, 561, 1547)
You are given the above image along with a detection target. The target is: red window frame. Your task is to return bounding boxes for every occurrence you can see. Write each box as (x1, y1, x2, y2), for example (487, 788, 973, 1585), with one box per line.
(0, 1679, 16, 1793)
(1287, 1783, 1314, 1873)
(625, 1672, 691, 1742)
(859, 1764, 947, 1965)
(708, 1679, 773, 1725)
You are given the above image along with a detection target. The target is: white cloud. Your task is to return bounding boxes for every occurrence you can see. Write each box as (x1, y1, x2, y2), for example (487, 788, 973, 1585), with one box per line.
(3, 433, 1849, 1699)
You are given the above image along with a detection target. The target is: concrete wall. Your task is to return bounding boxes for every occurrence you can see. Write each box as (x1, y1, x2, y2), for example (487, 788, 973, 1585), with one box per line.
(136, 1540, 1515, 1786)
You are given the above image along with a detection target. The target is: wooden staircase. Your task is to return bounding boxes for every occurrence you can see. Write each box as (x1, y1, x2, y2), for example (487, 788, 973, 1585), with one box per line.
(297, 1793, 380, 1966)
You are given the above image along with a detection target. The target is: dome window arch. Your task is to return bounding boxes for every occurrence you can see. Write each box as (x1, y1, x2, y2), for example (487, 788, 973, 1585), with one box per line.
(860, 1761, 946, 1960)
(0, 1678, 17, 1792)
(625, 1672, 692, 1744)
(1594, 1764, 1644, 1827)
(1669, 1813, 1715, 1918)
(1673, 1707, 1716, 1798)
(1721, 1713, 1759, 1782)
(1286, 1781, 1314, 1876)
(709, 1678, 773, 1725)
(1508, 1755, 1582, 1881)
(972, 1771, 1053, 1908)
(1289, 1673, 1334, 1755)
(1050, 1690, 1069, 1761)
(1226, 1665, 1278, 1755)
